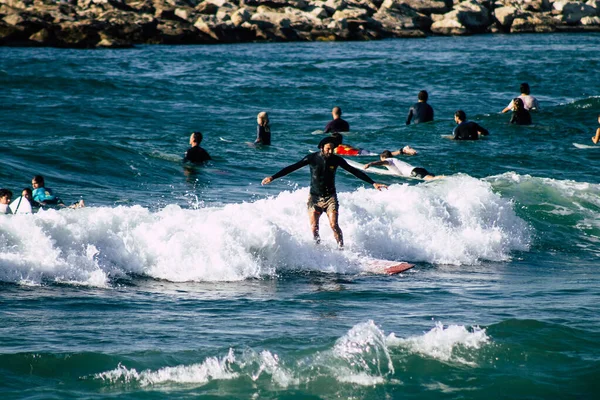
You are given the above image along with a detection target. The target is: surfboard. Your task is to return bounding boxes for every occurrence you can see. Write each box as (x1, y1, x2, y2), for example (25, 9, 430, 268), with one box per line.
(9, 196, 33, 214)
(365, 258, 415, 275)
(573, 142, 598, 149)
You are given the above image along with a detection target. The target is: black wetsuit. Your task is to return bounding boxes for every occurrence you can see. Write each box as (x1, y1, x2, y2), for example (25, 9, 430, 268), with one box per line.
(453, 121, 489, 140)
(271, 152, 375, 197)
(324, 118, 350, 133)
(509, 110, 532, 125)
(406, 102, 434, 125)
(256, 125, 271, 145)
(184, 145, 211, 163)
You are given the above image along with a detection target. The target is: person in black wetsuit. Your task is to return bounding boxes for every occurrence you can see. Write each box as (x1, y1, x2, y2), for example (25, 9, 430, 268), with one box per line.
(406, 90, 434, 125)
(255, 111, 271, 145)
(324, 106, 350, 133)
(183, 131, 211, 164)
(452, 110, 489, 140)
(509, 98, 532, 125)
(261, 137, 387, 248)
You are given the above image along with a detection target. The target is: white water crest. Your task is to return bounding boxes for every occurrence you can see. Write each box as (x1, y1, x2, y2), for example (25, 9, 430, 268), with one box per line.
(0, 175, 530, 286)
(387, 321, 490, 366)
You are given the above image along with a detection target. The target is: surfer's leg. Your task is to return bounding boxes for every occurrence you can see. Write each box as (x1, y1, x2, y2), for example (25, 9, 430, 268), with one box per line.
(324, 196, 343, 248)
(309, 210, 321, 244)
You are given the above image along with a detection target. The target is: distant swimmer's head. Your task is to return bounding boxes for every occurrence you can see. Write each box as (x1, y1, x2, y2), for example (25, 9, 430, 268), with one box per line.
(454, 110, 466, 123)
(32, 175, 45, 188)
(418, 90, 428, 102)
(520, 82, 530, 95)
(380, 150, 393, 160)
(0, 188, 12, 204)
(257, 111, 269, 126)
(330, 132, 344, 146)
(513, 98, 525, 111)
(332, 106, 342, 119)
(190, 131, 203, 146)
(22, 188, 33, 202)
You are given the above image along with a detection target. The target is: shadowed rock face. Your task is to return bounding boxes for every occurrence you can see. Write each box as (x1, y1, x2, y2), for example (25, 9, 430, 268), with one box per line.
(0, 0, 598, 47)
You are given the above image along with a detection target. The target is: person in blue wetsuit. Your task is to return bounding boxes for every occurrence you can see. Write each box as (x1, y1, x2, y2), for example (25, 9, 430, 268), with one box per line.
(31, 175, 84, 209)
(255, 112, 271, 145)
(406, 90, 434, 125)
(183, 131, 211, 164)
(324, 106, 350, 133)
(452, 110, 489, 140)
(261, 137, 387, 248)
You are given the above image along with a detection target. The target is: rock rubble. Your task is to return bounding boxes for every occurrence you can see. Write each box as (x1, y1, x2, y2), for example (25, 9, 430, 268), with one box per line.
(0, 0, 598, 48)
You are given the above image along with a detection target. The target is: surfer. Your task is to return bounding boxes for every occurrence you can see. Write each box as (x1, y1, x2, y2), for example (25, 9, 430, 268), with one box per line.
(183, 131, 212, 164)
(324, 106, 350, 133)
(501, 82, 540, 113)
(22, 188, 41, 208)
(255, 111, 271, 145)
(31, 176, 84, 209)
(509, 98, 532, 125)
(592, 114, 600, 144)
(364, 151, 443, 181)
(0, 189, 13, 214)
(261, 137, 387, 248)
(330, 133, 418, 156)
(406, 90, 434, 125)
(452, 110, 489, 140)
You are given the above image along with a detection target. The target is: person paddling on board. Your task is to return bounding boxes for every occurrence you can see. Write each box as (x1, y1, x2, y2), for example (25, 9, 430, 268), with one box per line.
(330, 133, 418, 157)
(364, 150, 444, 181)
(261, 137, 387, 248)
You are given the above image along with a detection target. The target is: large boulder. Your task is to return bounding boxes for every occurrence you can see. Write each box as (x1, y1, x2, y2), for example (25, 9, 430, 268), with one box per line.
(494, 5, 519, 29)
(560, 1, 597, 23)
(380, 0, 451, 15)
(511, 12, 557, 32)
(431, 17, 467, 34)
(240, 0, 308, 9)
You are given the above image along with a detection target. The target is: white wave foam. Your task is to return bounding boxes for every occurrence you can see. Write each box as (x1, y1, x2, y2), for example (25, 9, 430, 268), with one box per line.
(95, 348, 238, 387)
(0, 175, 529, 286)
(387, 321, 490, 366)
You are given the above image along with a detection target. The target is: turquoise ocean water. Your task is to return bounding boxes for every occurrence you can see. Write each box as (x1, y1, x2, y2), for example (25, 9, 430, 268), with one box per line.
(1, 33, 599, 399)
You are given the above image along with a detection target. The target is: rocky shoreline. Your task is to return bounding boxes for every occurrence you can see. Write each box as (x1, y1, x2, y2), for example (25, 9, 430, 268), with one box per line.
(1, 0, 599, 48)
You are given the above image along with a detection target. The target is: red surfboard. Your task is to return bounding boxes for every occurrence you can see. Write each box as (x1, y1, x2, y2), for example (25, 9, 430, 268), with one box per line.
(366, 258, 415, 275)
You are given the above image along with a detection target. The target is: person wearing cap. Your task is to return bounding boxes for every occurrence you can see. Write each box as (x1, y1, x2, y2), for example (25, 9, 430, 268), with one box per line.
(501, 82, 540, 113)
(261, 137, 387, 248)
(324, 106, 350, 133)
(183, 131, 211, 164)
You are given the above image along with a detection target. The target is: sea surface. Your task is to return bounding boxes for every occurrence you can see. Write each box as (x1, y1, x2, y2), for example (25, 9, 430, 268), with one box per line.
(1, 33, 599, 399)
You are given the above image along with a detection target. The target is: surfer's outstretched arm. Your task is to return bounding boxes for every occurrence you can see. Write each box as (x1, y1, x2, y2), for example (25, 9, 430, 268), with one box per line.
(262, 157, 309, 185)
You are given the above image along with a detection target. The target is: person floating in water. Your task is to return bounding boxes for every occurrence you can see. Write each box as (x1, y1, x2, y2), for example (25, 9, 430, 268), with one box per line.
(330, 132, 418, 156)
(509, 97, 532, 125)
(324, 106, 350, 133)
(502, 82, 540, 113)
(255, 111, 271, 145)
(261, 137, 387, 248)
(406, 90, 434, 125)
(592, 114, 600, 144)
(452, 110, 489, 140)
(183, 131, 211, 164)
(364, 151, 444, 181)
(31, 175, 85, 209)
(0, 188, 12, 214)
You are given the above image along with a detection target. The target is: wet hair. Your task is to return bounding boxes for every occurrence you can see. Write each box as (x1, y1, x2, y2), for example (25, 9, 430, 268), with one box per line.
(257, 111, 269, 126)
(513, 97, 524, 111)
(520, 82, 530, 95)
(455, 110, 466, 121)
(318, 136, 339, 149)
(330, 132, 344, 145)
(32, 175, 45, 186)
(0, 188, 13, 199)
(22, 188, 32, 195)
(332, 106, 342, 117)
(380, 150, 393, 159)
(418, 90, 428, 101)
(191, 131, 203, 144)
